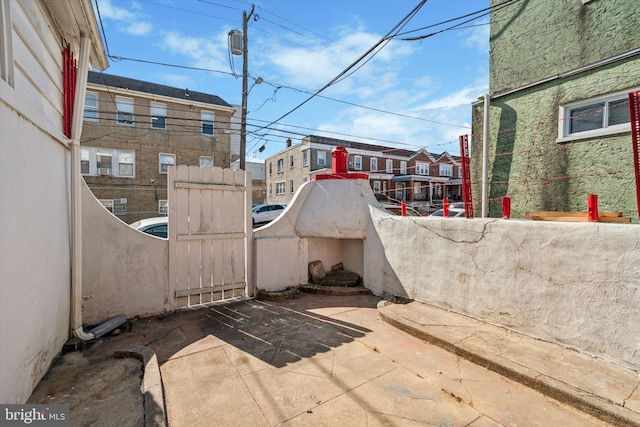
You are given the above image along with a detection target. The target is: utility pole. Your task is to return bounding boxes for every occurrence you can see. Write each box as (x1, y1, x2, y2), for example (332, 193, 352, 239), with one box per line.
(239, 5, 255, 170)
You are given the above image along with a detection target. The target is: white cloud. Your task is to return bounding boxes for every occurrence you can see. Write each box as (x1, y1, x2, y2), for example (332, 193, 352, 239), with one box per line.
(98, 0, 153, 37)
(161, 31, 230, 72)
(462, 20, 490, 53)
(126, 22, 152, 36)
(416, 86, 484, 111)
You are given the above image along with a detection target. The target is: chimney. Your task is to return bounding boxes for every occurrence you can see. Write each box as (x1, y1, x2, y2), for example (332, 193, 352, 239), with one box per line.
(286, 138, 292, 148)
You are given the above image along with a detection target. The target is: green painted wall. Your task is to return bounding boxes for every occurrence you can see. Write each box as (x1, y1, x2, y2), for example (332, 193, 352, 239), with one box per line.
(490, 0, 640, 93)
(470, 0, 640, 222)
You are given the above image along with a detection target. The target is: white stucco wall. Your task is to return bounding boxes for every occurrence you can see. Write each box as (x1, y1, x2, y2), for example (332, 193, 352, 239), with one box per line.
(254, 179, 401, 292)
(0, 107, 73, 404)
(82, 183, 170, 324)
(371, 211, 640, 370)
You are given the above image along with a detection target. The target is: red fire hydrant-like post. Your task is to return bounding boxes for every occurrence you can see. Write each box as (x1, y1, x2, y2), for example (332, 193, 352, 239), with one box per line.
(401, 200, 407, 217)
(443, 199, 449, 218)
(588, 194, 599, 222)
(502, 196, 511, 219)
(331, 146, 348, 174)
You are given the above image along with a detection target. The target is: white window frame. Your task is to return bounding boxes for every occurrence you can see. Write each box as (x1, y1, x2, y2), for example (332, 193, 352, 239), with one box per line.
(373, 181, 381, 193)
(370, 157, 378, 172)
(199, 156, 214, 168)
(158, 200, 168, 215)
(416, 162, 429, 175)
(96, 149, 113, 175)
(558, 88, 635, 142)
(290, 180, 294, 193)
(290, 155, 294, 168)
(99, 199, 114, 213)
(353, 155, 362, 170)
(386, 159, 393, 173)
(317, 151, 326, 167)
(100, 199, 126, 215)
(303, 150, 308, 166)
(439, 164, 453, 177)
(400, 161, 407, 174)
(275, 181, 286, 195)
(201, 111, 215, 135)
(84, 92, 99, 121)
(80, 147, 135, 178)
(116, 96, 134, 125)
(150, 102, 167, 129)
(118, 150, 135, 177)
(277, 159, 284, 173)
(159, 153, 176, 174)
(458, 167, 463, 178)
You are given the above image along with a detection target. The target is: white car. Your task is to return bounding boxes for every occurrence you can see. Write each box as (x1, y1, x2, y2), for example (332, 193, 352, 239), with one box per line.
(252, 204, 286, 225)
(129, 217, 168, 238)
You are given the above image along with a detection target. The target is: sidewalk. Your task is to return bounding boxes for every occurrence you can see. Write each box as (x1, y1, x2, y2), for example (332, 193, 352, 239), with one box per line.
(378, 298, 640, 427)
(29, 293, 639, 426)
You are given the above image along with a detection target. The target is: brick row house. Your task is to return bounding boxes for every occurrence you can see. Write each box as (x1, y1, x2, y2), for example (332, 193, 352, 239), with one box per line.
(81, 71, 235, 224)
(265, 135, 463, 212)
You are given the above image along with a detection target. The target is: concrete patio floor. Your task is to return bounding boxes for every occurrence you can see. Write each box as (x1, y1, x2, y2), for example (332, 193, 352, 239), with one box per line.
(29, 293, 638, 426)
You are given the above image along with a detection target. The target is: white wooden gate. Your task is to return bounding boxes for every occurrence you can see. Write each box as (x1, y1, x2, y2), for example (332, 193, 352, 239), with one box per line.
(168, 165, 252, 309)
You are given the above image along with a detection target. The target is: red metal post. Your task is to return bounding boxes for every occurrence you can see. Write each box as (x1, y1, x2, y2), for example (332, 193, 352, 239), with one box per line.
(502, 196, 511, 219)
(459, 135, 474, 218)
(588, 194, 599, 222)
(331, 146, 348, 174)
(443, 198, 449, 218)
(401, 200, 407, 217)
(629, 91, 640, 220)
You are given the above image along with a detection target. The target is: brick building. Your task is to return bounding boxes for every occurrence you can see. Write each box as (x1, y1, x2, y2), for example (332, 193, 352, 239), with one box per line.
(81, 71, 235, 224)
(265, 135, 462, 211)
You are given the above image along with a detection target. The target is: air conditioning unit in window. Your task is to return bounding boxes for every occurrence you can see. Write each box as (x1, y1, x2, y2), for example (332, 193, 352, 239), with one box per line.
(98, 168, 111, 175)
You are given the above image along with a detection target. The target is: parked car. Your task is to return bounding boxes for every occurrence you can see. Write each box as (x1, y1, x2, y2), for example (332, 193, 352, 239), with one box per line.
(252, 204, 286, 225)
(430, 205, 466, 218)
(129, 217, 168, 238)
(382, 204, 422, 216)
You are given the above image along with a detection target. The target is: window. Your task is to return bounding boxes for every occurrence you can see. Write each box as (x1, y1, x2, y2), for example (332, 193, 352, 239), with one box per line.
(100, 199, 126, 215)
(116, 97, 134, 125)
(414, 183, 423, 195)
(386, 159, 393, 173)
(290, 180, 294, 193)
(458, 167, 463, 178)
(353, 155, 362, 170)
(276, 181, 286, 194)
(303, 150, 308, 166)
(416, 162, 429, 175)
(81, 148, 90, 174)
(439, 164, 453, 176)
(80, 147, 135, 177)
(269, 162, 272, 174)
(84, 92, 98, 121)
(159, 153, 176, 174)
(150, 102, 166, 129)
(559, 90, 634, 141)
(400, 161, 407, 174)
(373, 181, 381, 193)
(118, 151, 135, 177)
(317, 151, 326, 167)
(201, 111, 214, 135)
(290, 155, 294, 168)
(158, 200, 168, 215)
(277, 159, 284, 172)
(370, 157, 378, 172)
(200, 156, 214, 168)
(97, 149, 113, 174)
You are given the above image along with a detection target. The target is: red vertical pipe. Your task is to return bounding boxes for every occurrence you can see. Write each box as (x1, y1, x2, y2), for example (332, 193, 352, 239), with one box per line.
(331, 146, 348, 174)
(588, 194, 599, 222)
(443, 198, 449, 218)
(401, 200, 407, 217)
(502, 197, 511, 219)
(628, 91, 640, 220)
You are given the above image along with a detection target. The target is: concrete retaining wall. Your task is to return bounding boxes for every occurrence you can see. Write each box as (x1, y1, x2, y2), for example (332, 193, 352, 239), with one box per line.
(371, 211, 640, 370)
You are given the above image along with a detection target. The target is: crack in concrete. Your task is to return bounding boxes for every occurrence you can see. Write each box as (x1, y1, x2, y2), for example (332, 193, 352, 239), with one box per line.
(404, 217, 499, 244)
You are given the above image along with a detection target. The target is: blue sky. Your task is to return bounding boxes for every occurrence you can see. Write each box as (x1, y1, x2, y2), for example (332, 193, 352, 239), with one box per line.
(93, 0, 490, 161)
